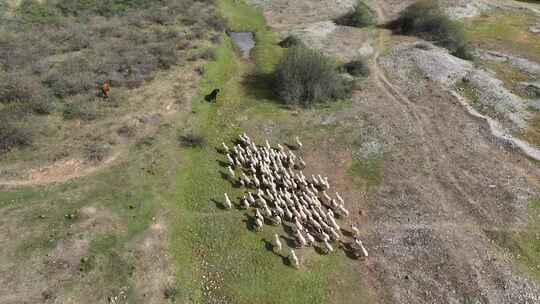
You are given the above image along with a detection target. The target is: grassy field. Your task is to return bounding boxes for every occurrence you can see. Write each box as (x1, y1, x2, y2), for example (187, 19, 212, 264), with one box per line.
(170, 1, 372, 302)
(1, 0, 374, 303)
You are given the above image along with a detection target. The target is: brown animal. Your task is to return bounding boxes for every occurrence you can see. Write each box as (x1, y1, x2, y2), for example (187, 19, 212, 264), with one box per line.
(101, 81, 110, 99)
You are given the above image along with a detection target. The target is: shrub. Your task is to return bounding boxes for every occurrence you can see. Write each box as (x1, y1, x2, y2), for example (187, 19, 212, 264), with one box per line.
(274, 47, 352, 107)
(343, 59, 370, 77)
(278, 35, 303, 48)
(16, 0, 61, 24)
(0, 120, 32, 153)
(85, 143, 111, 162)
(179, 132, 206, 148)
(63, 97, 97, 121)
(390, 0, 472, 59)
(336, 1, 375, 27)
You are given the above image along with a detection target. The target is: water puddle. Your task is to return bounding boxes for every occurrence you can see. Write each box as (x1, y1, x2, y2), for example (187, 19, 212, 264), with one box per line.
(229, 32, 255, 59)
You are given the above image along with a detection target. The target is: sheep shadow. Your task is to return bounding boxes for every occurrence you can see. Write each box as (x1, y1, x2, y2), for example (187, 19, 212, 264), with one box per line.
(280, 235, 297, 248)
(211, 198, 227, 210)
(339, 240, 361, 260)
(215, 147, 228, 154)
(285, 143, 299, 151)
(243, 213, 257, 231)
(261, 239, 284, 258)
(216, 159, 229, 168)
(218, 171, 241, 188)
(341, 228, 354, 238)
(314, 245, 329, 255)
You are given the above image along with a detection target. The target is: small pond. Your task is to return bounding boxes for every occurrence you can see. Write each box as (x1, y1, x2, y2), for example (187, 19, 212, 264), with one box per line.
(229, 32, 255, 59)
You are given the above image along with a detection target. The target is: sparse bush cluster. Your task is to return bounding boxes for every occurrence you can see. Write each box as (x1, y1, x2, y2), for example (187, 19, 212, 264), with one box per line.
(335, 0, 376, 28)
(389, 0, 472, 59)
(273, 47, 352, 107)
(0, 119, 32, 153)
(0, 0, 224, 154)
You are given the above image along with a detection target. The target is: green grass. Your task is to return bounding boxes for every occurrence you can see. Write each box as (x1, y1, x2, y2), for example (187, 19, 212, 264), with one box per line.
(465, 10, 540, 62)
(168, 1, 372, 302)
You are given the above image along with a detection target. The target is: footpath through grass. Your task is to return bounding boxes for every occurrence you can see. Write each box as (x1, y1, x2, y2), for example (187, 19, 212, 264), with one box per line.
(170, 1, 372, 303)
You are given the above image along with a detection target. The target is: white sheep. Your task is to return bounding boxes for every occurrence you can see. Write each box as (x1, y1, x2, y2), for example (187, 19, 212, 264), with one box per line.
(295, 136, 302, 149)
(323, 239, 334, 254)
(274, 234, 282, 252)
(227, 166, 235, 178)
(350, 224, 360, 237)
(354, 237, 369, 257)
(224, 193, 232, 209)
(254, 217, 264, 231)
(289, 249, 299, 268)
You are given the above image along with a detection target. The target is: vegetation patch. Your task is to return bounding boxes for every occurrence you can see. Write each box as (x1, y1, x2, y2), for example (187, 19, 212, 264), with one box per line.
(464, 10, 540, 63)
(389, 0, 472, 59)
(273, 47, 352, 107)
(521, 113, 540, 147)
(335, 0, 376, 28)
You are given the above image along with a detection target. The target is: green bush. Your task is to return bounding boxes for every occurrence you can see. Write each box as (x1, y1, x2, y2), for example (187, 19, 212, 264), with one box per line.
(16, 0, 61, 24)
(336, 1, 375, 27)
(390, 0, 472, 59)
(274, 47, 352, 107)
(278, 35, 304, 48)
(343, 59, 370, 77)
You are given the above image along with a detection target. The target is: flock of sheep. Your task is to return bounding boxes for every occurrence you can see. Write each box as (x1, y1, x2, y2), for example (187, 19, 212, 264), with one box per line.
(220, 133, 368, 268)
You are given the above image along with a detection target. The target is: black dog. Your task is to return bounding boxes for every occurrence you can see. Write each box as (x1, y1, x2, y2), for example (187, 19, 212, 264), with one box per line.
(204, 88, 220, 103)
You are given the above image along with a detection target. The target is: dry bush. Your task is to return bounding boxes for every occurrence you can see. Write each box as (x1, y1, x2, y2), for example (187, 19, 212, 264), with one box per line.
(0, 119, 32, 153)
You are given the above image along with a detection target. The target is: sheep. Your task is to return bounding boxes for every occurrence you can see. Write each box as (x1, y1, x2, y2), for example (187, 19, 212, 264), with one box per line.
(255, 209, 263, 222)
(289, 249, 299, 268)
(222, 142, 230, 153)
(335, 192, 344, 205)
(350, 224, 360, 237)
(254, 217, 264, 231)
(227, 166, 235, 178)
(337, 204, 350, 217)
(224, 193, 232, 209)
(323, 240, 334, 254)
(295, 231, 307, 247)
(354, 237, 369, 257)
(241, 197, 250, 209)
(295, 136, 303, 149)
(273, 234, 282, 253)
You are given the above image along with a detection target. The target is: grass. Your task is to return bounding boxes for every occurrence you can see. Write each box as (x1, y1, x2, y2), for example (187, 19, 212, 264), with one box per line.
(348, 158, 383, 189)
(169, 1, 372, 302)
(483, 61, 533, 99)
(464, 10, 540, 62)
(486, 198, 540, 283)
(521, 113, 540, 147)
(0, 1, 375, 303)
